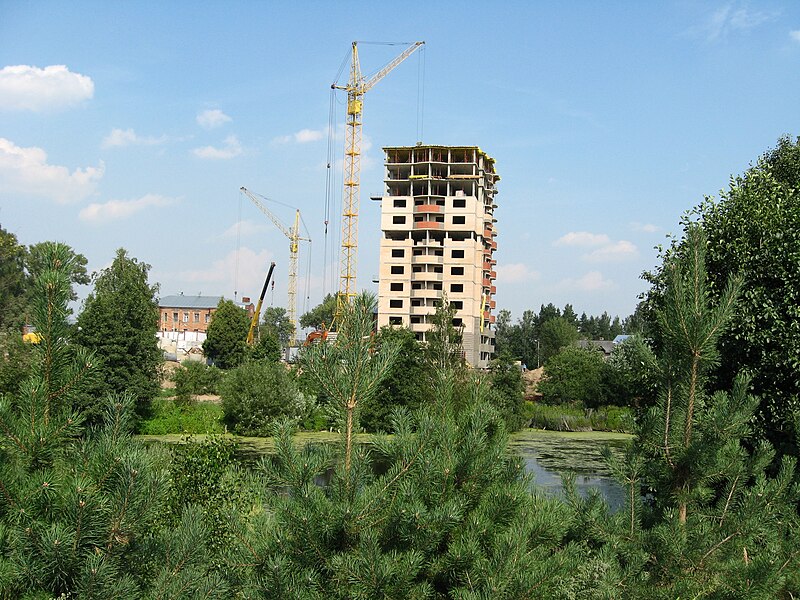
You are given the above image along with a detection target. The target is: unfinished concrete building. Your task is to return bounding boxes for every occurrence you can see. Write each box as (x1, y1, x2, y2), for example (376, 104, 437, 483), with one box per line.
(373, 145, 498, 368)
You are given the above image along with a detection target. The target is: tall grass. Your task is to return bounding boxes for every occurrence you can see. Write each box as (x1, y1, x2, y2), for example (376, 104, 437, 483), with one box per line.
(527, 403, 633, 433)
(139, 398, 224, 435)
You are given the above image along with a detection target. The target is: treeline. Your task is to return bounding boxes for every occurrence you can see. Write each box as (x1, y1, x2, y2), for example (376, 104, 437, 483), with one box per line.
(495, 303, 641, 369)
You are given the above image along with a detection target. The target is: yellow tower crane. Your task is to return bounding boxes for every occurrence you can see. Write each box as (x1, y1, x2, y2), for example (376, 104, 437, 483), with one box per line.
(240, 186, 310, 346)
(332, 40, 425, 317)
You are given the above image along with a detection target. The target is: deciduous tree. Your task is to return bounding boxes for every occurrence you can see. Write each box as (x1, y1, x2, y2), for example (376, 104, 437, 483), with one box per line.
(74, 248, 161, 415)
(202, 299, 249, 369)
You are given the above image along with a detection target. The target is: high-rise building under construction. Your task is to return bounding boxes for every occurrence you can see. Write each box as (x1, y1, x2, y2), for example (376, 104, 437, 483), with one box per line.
(374, 145, 498, 368)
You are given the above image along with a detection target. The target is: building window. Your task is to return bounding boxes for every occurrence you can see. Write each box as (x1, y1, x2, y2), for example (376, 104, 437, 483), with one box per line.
(389, 299, 403, 309)
(450, 301, 463, 310)
(452, 318, 463, 327)
(163, 313, 168, 322)
(391, 248, 404, 258)
(390, 282, 403, 291)
(451, 249, 464, 259)
(183, 312, 189, 323)
(389, 316, 402, 325)
(205, 313, 211, 323)
(452, 216, 466, 225)
(173, 312, 178, 322)
(194, 312, 200, 323)
(411, 316, 422, 324)
(450, 284, 463, 293)
(393, 199, 406, 208)
(390, 266, 404, 275)
(453, 199, 466, 208)
(451, 266, 464, 276)
(392, 215, 406, 224)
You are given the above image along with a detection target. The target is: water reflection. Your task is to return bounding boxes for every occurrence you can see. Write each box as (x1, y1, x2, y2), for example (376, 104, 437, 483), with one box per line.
(509, 429, 631, 511)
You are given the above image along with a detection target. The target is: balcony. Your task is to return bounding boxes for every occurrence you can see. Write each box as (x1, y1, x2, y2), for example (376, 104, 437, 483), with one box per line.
(413, 271, 443, 282)
(412, 254, 443, 265)
(415, 204, 442, 213)
(490, 241, 497, 250)
(482, 277, 491, 287)
(414, 221, 443, 230)
(410, 288, 443, 299)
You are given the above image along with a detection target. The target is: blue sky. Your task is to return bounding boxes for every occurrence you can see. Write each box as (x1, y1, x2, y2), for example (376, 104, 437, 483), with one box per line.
(2, 1, 799, 325)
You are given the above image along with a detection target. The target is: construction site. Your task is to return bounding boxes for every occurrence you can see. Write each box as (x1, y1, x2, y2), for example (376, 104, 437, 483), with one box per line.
(157, 41, 500, 369)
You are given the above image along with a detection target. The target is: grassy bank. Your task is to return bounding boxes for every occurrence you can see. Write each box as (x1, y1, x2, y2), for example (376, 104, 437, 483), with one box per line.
(527, 403, 634, 433)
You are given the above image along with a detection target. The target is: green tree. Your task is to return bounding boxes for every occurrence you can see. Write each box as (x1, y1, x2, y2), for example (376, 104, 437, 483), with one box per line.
(26, 241, 89, 302)
(202, 299, 249, 369)
(643, 135, 800, 463)
(487, 351, 528, 431)
(261, 305, 293, 346)
(604, 335, 658, 407)
(0, 242, 226, 598)
(0, 226, 28, 331)
(219, 360, 310, 435)
(300, 292, 400, 475)
(602, 225, 800, 597)
(360, 326, 426, 432)
(538, 316, 579, 364)
(538, 345, 607, 406)
(299, 292, 337, 329)
(74, 248, 161, 416)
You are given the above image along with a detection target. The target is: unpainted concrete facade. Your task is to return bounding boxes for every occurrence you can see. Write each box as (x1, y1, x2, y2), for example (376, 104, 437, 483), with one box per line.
(374, 145, 498, 368)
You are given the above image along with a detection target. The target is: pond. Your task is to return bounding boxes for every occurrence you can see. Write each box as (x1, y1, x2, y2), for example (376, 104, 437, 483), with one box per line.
(139, 428, 631, 508)
(509, 429, 631, 510)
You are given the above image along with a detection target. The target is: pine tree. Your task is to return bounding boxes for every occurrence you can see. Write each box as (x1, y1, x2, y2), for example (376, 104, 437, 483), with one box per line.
(0, 243, 225, 598)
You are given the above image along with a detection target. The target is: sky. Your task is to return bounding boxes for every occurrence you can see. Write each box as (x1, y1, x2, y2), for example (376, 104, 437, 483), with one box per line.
(2, 1, 799, 326)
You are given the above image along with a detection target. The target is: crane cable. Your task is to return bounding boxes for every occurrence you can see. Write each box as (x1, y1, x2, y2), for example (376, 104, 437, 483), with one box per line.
(234, 190, 243, 301)
(416, 45, 426, 143)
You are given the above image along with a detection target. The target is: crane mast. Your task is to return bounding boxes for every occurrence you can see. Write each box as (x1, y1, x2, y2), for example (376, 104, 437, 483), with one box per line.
(332, 40, 425, 315)
(239, 187, 309, 346)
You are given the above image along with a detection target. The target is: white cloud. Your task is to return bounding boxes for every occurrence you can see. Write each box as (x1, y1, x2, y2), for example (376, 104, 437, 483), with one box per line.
(192, 135, 242, 159)
(196, 109, 232, 129)
(273, 127, 326, 144)
(219, 219, 269, 239)
(0, 137, 103, 203)
(702, 5, 775, 41)
(495, 263, 540, 284)
(584, 240, 638, 262)
(556, 271, 615, 292)
(79, 193, 175, 222)
(791, 30, 800, 43)
(0, 65, 94, 111)
(102, 128, 168, 149)
(631, 222, 659, 233)
(554, 231, 610, 247)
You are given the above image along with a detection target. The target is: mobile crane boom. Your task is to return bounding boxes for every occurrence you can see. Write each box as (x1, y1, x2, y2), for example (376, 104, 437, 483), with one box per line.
(247, 261, 276, 346)
(332, 41, 425, 315)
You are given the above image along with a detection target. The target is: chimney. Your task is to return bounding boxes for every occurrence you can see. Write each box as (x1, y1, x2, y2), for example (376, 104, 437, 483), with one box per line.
(241, 296, 251, 303)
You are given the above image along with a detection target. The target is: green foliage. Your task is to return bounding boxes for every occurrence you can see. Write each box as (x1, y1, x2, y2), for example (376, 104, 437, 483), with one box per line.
(137, 399, 224, 435)
(528, 403, 634, 432)
(360, 326, 426, 432)
(487, 352, 528, 431)
(172, 361, 222, 401)
(643, 135, 800, 463)
(74, 248, 161, 417)
(249, 331, 281, 363)
(0, 243, 225, 598)
(539, 346, 608, 406)
(219, 360, 310, 435)
(299, 292, 337, 329)
(26, 242, 89, 303)
(539, 316, 580, 364)
(261, 305, 293, 346)
(202, 299, 249, 369)
(0, 226, 29, 331)
(300, 292, 401, 474)
(0, 330, 34, 397)
(604, 335, 659, 408)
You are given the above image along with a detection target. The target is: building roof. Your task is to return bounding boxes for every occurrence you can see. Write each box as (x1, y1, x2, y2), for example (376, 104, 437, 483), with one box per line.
(159, 295, 223, 309)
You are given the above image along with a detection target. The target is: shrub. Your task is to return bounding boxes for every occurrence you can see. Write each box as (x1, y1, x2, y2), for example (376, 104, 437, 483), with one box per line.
(538, 346, 608, 406)
(219, 360, 312, 435)
(173, 361, 223, 401)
